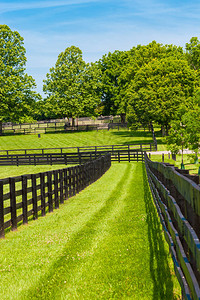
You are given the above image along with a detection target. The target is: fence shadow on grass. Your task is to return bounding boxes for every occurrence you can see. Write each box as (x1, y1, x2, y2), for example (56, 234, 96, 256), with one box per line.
(142, 163, 178, 300)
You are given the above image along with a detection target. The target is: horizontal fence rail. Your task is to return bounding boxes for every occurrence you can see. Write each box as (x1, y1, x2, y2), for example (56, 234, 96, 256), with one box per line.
(0, 150, 144, 166)
(0, 143, 156, 157)
(144, 153, 200, 300)
(0, 154, 111, 238)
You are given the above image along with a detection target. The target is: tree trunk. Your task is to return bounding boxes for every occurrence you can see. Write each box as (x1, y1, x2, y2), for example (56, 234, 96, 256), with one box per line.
(72, 117, 75, 127)
(120, 113, 126, 123)
(161, 126, 165, 137)
(165, 125, 170, 136)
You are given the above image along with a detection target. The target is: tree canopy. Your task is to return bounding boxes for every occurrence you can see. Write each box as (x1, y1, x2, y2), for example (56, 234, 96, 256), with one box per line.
(1, 23, 200, 139)
(0, 25, 40, 129)
(43, 46, 102, 124)
(96, 50, 128, 121)
(126, 56, 198, 131)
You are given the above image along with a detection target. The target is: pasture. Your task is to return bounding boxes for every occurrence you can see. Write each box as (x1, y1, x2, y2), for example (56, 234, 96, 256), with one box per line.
(0, 128, 182, 299)
(0, 128, 156, 179)
(0, 128, 155, 150)
(0, 162, 181, 299)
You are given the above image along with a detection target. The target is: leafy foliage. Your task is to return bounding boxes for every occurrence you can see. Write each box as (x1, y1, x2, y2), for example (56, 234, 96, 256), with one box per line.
(43, 46, 102, 122)
(186, 37, 200, 70)
(96, 50, 129, 118)
(0, 25, 41, 125)
(126, 57, 198, 130)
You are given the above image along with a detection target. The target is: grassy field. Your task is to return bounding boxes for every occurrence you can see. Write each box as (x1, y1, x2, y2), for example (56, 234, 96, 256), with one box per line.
(150, 153, 200, 175)
(0, 165, 69, 179)
(0, 163, 181, 299)
(0, 128, 155, 179)
(0, 128, 154, 150)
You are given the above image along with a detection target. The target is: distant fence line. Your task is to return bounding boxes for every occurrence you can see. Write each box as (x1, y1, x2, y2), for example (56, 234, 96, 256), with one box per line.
(2, 116, 115, 128)
(0, 153, 111, 238)
(1, 120, 129, 135)
(144, 153, 200, 300)
(0, 150, 144, 166)
(0, 143, 156, 158)
(1, 120, 153, 136)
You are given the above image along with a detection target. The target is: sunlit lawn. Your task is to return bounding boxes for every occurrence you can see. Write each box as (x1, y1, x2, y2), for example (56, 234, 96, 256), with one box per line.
(0, 128, 154, 151)
(0, 163, 181, 299)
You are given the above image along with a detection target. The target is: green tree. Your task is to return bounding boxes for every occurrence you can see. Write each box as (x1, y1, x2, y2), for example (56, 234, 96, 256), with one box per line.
(186, 37, 200, 70)
(119, 41, 184, 127)
(97, 50, 128, 121)
(166, 119, 189, 168)
(182, 95, 200, 161)
(126, 57, 198, 133)
(0, 25, 41, 133)
(43, 46, 101, 125)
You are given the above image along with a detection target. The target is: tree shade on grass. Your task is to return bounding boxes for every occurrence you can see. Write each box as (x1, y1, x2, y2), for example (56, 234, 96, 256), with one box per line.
(0, 129, 154, 150)
(0, 163, 181, 299)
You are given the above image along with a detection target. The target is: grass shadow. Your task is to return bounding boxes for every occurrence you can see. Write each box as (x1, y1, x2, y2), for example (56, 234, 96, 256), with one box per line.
(19, 164, 133, 299)
(142, 163, 178, 299)
(110, 130, 153, 145)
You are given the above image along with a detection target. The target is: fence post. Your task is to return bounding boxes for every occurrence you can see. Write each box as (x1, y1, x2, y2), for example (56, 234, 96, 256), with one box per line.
(40, 172, 46, 216)
(64, 169, 68, 200)
(72, 167, 76, 196)
(68, 168, 72, 197)
(54, 170, 59, 209)
(31, 174, 38, 220)
(10, 177, 17, 230)
(76, 166, 80, 193)
(118, 151, 120, 163)
(79, 152, 82, 165)
(59, 170, 64, 204)
(0, 180, 4, 238)
(62, 153, 66, 165)
(47, 171, 53, 212)
(80, 165, 84, 190)
(22, 175, 28, 224)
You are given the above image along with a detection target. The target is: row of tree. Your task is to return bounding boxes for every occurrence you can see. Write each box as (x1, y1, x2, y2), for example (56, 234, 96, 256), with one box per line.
(1, 25, 200, 135)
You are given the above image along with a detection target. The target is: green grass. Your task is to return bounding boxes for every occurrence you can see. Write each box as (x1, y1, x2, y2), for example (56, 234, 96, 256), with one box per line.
(0, 128, 154, 150)
(0, 128, 153, 179)
(0, 165, 69, 179)
(0, 128, 155, 179)
(0, 163, 181, 299)
(150, 153, 200, 175)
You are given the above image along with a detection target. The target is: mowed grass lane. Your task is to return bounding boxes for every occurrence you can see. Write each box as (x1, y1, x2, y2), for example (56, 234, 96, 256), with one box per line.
(0, 163, 181, 299)
(0, 129, 153, 150)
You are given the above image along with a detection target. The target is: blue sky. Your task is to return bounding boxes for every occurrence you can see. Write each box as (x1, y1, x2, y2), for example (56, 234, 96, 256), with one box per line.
(1, 0, 200, 96)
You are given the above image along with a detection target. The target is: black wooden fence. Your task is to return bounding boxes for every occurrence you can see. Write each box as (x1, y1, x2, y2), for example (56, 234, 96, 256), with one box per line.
(0, 143, 156, 156)
(0, 150, 144, 166)
(144, 153, 200, 300)
(0, 153, 111, 238)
